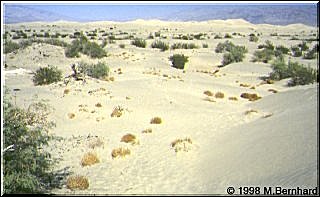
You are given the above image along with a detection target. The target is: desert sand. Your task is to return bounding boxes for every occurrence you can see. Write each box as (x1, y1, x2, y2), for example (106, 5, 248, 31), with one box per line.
(3, 19, 318, 194)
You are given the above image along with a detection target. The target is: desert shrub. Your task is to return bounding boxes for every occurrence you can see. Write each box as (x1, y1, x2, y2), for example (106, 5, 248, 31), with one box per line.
(222, 45, 248, 66)
(148, 33, 154, 39)
(3, 93, 55, 193)
(66, 176, 89, 190)
(151, 40, 169, 51)
(291, 46, 302, 57)
(202, 43, 209, 48)
(150, 117, 162, 124)
(119, 44, 125, 48)
(203, 90, 213, 96)
(111, 106, 124, 117)
(4, 40, 20, 53)
(81, 152, 99, 167)
(82, 41, 107, 58)
(121, 134, 139, 145)
(252, 48, 275, 63)
(32, 65, 62, 86)
(171, 42, 199, 50)
(214, 35, 222, 39)
(131, 38, 146, 48)
(269, 58, 318, 86)
(171, 138, 193, 152)
(169, 54, 188, 69)
(249, 35, 259, 42)
(258, 40, 275, 50)
(303, 44, 318, 59)
(79, 62, 109, 79)
(215, 41, 235, 53)
(298, 41, 309, 51)
(215, 92, 225, 99)
(224, 33, 232, 38)
(240, 93, 261, 101)
(155, 32, 161, 37)
(275, 45, 290, 57)
(111, 147, 131, 159)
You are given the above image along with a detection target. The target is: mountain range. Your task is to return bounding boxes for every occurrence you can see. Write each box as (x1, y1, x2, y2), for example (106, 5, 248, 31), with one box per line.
(4, 4, 318, 26)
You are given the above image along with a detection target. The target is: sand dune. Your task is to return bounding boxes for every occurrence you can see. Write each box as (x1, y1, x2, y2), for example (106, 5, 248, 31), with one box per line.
(3, 19, 318, 194)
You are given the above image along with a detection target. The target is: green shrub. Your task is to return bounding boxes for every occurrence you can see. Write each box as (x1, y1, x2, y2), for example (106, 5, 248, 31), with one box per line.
(3, 92, 55, 193)
(224, 33, 232, 38)
(78, 62, 109, 79)
(171, 42, 199, 50)
(252, 48, 275, 63)
(257, 40, 274, 50)
(119, 44, 125, 48)
(215, 41, 235, 53)
(291, 46, 302, 57)
(131, 38, 146, 48)
(275, 45, 290, 56)
(82, 41, 107, 58)
(249, 35, 259, 42)
(214, 35, 222, 39)
(151, 40, 169, 51)
(303, 44, 318, 59)
(4, 40, 20, 54)
(222, 46, 248, 66)
(32, 65, 62, 86)
(269, 58, 318, 86)
(298, 41, 309, 51)
(202, 43, 209, 48)
(169, 54, 188, 69)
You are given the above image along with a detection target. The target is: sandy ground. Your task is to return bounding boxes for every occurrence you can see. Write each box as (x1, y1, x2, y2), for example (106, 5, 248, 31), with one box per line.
(2, 19, 318, 194)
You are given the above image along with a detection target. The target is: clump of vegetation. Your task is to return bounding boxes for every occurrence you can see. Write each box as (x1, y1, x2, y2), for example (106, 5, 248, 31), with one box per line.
(228, 96, 238, 101)
(142, 128, 152, 134)
(291, 46, 302, 57)
(68, 113, 76, 119)
(171, 138, 193, 153)
(249, 34, 259, 42)
(150, 117, 162, 124)
(215, 92, 225, 99)
(215, 41, 235, 53)
(151, 40, 169, 51)
(171, 42, 199, 50)
(216, 41, 248, 66)
(169, 54, 189, 69)
(65, 34, 107, 58)
(252, 48, 275, 63)
(81, 152, 100, 167)
(303, 44, 318, 59)
(111, 147, 131, 159)
(269, 58, 318, 86)
(240, 93, 261, 101)
(202, 43, 209, 48)
(66, 175, 89, 190)
(121, 133, 139, 145)
(32, 65, 62, 86)
(78, 62, 109, 79)
(111, 106, 124, 117)
(224, 33, 232, 38)
(119, 44, 125, 48)
(214, 34, 222, 39)
(203, 90, 213, 96)
(4, 40, 20, 53)
(131, 38, 147, 48)
(275, 45, 290, 57)
(3, 91, 55, 193)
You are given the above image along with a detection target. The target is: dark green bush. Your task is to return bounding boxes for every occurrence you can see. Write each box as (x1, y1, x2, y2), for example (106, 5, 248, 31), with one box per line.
(169, 54, 189, 69)
(224, 33, 232, 38)
(131, 38, 146, 48)
(214, 35, 222, 39)
(202, 43, 209, 48)
(291, 46, 302, 57)
(4, 40, 20, 54)
(78, 62, 109, 79)
(303, 44, 318, 59)
(298, 41, 309, 51)
(222, 46, 248, 66)
(32, 65, 62, 86)
(275, 45, 290, 56)
(252, 48, 275, 63)
(269, 58, 318, 86)
(215, 41, 235, 53)
(249, 35, 259, 42)
(171, 42, 199, 50)
(3, 92, 55, 193)
(151, 40, 169, 51)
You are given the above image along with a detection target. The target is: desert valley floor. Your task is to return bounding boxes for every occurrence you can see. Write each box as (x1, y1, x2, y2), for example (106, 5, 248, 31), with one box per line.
(3, 19, 318, 194)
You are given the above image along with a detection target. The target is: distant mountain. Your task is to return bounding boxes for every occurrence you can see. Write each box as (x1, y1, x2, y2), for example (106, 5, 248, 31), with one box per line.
(4, 4, 318, 26)
(4, 5, 76, 24)
(162, 5, 318, 26)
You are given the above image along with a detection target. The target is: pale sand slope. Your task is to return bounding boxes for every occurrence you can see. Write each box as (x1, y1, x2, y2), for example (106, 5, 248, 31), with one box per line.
(3, 19, 318, 194)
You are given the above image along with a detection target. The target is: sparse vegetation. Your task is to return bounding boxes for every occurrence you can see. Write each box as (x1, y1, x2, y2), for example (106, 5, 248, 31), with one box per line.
(240, 93, 261, 101)
(151, 40, 169, 51)
(249, 34, 259, 42)
(111, 106, 124, 117)
(169, 54, 189, 69)
(66, 176, 89, 190)
(32, 65, 62, 86)
(215, 92, 225, 99)
(131, 38, 147, 48)
(111, 147, 131, 159)
(252, 48, 275, 63)
(81, 152, 100, 167)
(150, 117, 162, 124)
(171, 42, 199, 50)
(121, 134, 139, 145)
(78, 62, 110, 79)
(171, 138, 193, 153)
(203, 90, 213, 96)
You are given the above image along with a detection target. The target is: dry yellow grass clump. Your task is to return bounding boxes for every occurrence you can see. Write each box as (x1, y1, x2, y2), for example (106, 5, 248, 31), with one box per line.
(111, 106, 124, 117)
(64, 89, 70, 95)
(268, 89, 278, 93)
(228, 96, 238, 101)
(67, 113, 75, 119)
(150, 117, 162, 124)
(171, 138, 193, 153)
(142, 128, 152, 134)
(240, 83, 251, 87)
(203, 90, 214, 96)
(121, 133, 139, 145)
(111, 147, 131, 159)
(240, 93, 261, 101)
(66, 175, 89, 190)
(95, 103, 102, 107)
(81, 152, 100, 167)
(244, 109, 258, 115)
(215, 91, 225, 99)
